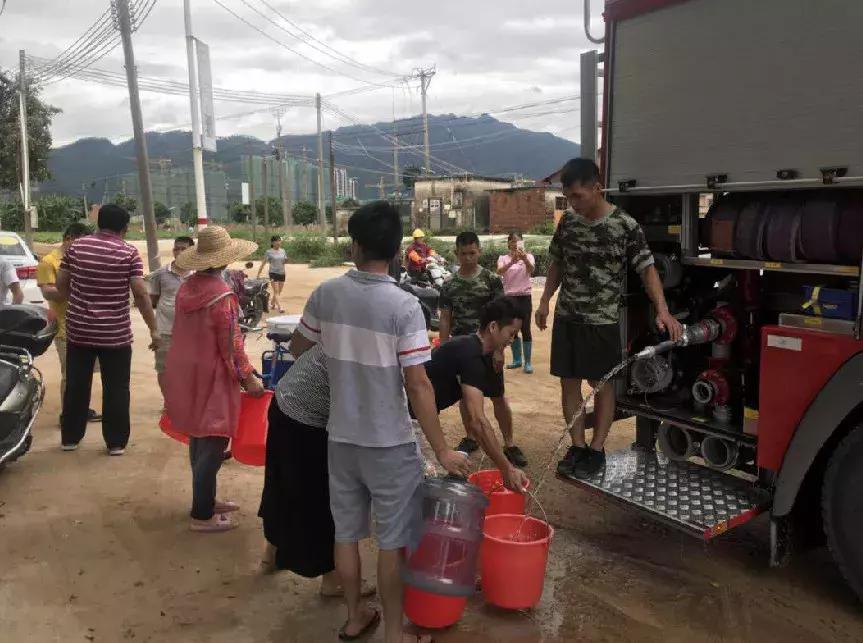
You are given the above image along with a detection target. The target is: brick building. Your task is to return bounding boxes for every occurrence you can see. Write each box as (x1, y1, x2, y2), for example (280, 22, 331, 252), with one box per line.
(489, 186, 566, 233)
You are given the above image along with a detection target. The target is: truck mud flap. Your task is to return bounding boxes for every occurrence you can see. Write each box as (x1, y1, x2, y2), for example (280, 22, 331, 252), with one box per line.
(558, 449, 771, 540)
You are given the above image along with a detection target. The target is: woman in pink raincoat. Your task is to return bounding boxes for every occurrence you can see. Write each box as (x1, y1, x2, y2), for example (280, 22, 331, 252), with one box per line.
(164, 226, 264, 532)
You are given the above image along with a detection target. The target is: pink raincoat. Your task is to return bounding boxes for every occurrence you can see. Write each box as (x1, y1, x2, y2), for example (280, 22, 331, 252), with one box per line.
(164, 272, 254, 438)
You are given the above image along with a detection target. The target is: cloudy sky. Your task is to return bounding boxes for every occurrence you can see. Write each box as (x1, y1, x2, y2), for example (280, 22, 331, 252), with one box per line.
(0, 0, 602, 147)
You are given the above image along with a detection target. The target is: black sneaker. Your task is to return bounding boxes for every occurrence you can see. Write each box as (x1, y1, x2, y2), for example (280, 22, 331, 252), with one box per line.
(456, 437, 480, 454)
(569, 448, 606, 480)
(556, 445, 587, 476)
(503, 445, 528, 468)
(87, 409, 102, 422)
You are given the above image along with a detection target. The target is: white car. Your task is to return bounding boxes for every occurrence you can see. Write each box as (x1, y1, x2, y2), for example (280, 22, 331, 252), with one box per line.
(0, 232, 44, 306)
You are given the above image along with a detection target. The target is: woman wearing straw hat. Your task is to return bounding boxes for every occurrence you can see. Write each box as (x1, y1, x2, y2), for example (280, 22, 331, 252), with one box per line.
(164, 226, 266, 533)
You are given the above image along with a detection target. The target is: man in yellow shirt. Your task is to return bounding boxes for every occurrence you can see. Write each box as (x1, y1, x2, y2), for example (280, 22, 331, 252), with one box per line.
(37, 222, 101, 424)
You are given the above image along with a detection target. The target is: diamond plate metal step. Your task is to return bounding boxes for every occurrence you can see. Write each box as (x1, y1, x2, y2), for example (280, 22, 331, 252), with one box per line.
(558, 450, 772, 540)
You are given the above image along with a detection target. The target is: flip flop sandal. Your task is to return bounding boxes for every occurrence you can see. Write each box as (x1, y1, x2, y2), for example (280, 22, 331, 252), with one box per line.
(338, 609, 380, 641)
(213, 500, 239, 513)
(189, 513, 236, 533)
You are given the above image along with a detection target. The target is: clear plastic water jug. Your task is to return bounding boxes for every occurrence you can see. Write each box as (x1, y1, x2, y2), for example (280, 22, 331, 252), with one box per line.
(402, 476, 488, 597)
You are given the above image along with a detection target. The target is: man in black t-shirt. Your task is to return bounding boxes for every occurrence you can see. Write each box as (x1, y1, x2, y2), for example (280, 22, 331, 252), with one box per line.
(424, 297, 530, 492)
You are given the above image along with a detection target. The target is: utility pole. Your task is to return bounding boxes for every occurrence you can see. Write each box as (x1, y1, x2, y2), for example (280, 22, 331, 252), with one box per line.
(184, 0, 208, 230)
(18, 51, 33, 248)
(82, 183, 88, 217)
(315, 92, 325, 226)
(116, 0, 160, 269)
(416, 66, 436, 176)
(273, 107, 290, 231)
(393, 123, 399, 202)
(247, 154, 257, 242)
(379, 177, 385, 199)
(262, 156, 269, 229)
(328, 131, 338, 243)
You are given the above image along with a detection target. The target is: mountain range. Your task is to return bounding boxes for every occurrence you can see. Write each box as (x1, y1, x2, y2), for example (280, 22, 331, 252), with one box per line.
(42, 114, 580, 202)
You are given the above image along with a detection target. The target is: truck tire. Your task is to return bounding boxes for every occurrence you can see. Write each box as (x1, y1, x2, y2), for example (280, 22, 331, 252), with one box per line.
(822, 426, 863, 601)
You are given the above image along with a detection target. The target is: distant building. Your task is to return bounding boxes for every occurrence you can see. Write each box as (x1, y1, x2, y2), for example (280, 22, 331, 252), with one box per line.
(412, 175, 516, 232)
(112, 164, 231, 223)
(489, 186, 566, 233)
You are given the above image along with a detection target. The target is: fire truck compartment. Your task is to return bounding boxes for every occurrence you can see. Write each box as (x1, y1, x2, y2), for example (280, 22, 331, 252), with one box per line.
(606, 0, 863, 191)
(558, 450, 771, 539)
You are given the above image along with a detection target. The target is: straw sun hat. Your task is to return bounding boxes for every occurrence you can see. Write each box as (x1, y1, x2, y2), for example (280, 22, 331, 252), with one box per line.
(175, 225, 258, 271)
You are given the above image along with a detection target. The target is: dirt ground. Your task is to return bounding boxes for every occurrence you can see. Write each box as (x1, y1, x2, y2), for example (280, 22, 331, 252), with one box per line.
(2, 254, 863, 642)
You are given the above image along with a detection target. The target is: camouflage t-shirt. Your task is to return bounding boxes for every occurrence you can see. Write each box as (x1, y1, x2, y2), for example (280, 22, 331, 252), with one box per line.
(439, 267, 504, 336)
(549, 207, 654, 324)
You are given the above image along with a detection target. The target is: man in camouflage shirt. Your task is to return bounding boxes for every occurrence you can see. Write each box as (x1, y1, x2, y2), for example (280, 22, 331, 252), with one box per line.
(439, 231, 528, 467)
(536, 158, 682, 479)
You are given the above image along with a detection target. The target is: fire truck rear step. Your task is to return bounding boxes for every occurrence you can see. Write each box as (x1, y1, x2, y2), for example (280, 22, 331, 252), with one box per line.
(558, 450, 771, 540)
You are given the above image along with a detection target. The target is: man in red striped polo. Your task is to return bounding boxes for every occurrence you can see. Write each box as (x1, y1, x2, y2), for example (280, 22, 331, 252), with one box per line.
(57, 204, 160, 455)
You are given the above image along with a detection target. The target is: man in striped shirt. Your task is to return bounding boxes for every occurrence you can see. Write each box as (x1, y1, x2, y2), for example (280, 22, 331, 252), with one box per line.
(57, 204, 160, 455)
(291, 201, 470, 643)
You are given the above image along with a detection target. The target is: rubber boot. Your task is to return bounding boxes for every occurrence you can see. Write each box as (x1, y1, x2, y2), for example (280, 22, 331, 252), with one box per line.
(506, 338, 523, 369)
(523, 341, 534, 374)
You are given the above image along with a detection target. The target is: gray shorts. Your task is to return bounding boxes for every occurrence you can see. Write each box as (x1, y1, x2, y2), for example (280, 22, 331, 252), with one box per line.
(328, 441, 423, 551)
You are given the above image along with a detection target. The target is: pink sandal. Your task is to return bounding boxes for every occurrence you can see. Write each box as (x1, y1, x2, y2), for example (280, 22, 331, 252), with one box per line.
(214, 500, 239, 513)
(190, 513, 237, 533)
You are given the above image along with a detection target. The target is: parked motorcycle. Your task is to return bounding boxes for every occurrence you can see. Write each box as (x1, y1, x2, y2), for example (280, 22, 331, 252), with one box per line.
(226, 262, 270, 329)
(399, 261, 451, 332)
(0, 305, 57, 470)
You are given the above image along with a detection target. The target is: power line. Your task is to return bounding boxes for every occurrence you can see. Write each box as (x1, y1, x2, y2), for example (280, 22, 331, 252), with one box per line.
(27, 56, 315, 107)
(28, 0, 158, 85)
(212, 0, 404, 89)
(324, 100, 469, 175)
(249, 0, 406, 79)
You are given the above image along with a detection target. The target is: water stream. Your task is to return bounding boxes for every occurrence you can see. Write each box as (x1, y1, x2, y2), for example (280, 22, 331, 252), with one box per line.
(514, 354, 639, 539)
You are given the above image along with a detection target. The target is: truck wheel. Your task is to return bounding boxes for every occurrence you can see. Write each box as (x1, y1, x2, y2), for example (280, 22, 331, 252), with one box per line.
(822, 426, 863, 600)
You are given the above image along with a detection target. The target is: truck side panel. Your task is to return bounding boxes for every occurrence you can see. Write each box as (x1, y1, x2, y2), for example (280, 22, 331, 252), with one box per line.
(606, 0, 863, 190)
(758, 326, 863, 472)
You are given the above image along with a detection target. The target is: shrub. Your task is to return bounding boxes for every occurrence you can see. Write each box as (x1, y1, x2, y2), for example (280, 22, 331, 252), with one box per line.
(529, 219, 558, 235)
(1, 196, 87, 232)
(309, 241, 352, 268)
(284, 230, 329, 262)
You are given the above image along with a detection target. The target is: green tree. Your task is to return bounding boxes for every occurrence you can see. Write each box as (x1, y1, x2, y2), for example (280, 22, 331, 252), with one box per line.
(342, 198, 360, 208)
(0, 70, 61, 191)
(0, 195, 86, 232)
(228, 200, 252, 224)
(402, 165, 421, 190)
(292, 200, 318, 226)
(255, 196, 282, 226)
(153, 201, 171, 224)
(111, 192, 137, 214)
(180, 201, 197, 226)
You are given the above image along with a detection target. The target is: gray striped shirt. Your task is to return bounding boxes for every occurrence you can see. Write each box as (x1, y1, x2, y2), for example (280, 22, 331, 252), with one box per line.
(296, 270, 431, 447)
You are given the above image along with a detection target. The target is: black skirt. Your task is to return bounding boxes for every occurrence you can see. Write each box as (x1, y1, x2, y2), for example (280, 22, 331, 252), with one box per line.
(258, 399, 334, 577)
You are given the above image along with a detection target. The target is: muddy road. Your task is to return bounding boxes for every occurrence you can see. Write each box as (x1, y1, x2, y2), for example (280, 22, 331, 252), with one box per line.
(1, 261, 861, 642)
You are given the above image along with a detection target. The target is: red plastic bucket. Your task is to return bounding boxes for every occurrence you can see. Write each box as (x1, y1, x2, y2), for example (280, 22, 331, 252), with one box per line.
(231, 391, 273, 466)
(159, 412, 189, 445)
(468, 469, 529, 517)
(404, 585, 467, 629)
(480, 514, 553, 609)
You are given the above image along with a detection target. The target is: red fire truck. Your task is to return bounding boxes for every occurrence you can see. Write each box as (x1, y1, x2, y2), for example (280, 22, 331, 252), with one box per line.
(561, 0, 863, 601)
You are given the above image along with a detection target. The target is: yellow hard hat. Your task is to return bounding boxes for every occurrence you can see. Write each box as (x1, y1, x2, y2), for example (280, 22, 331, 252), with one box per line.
(412, 228, 425, 238)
